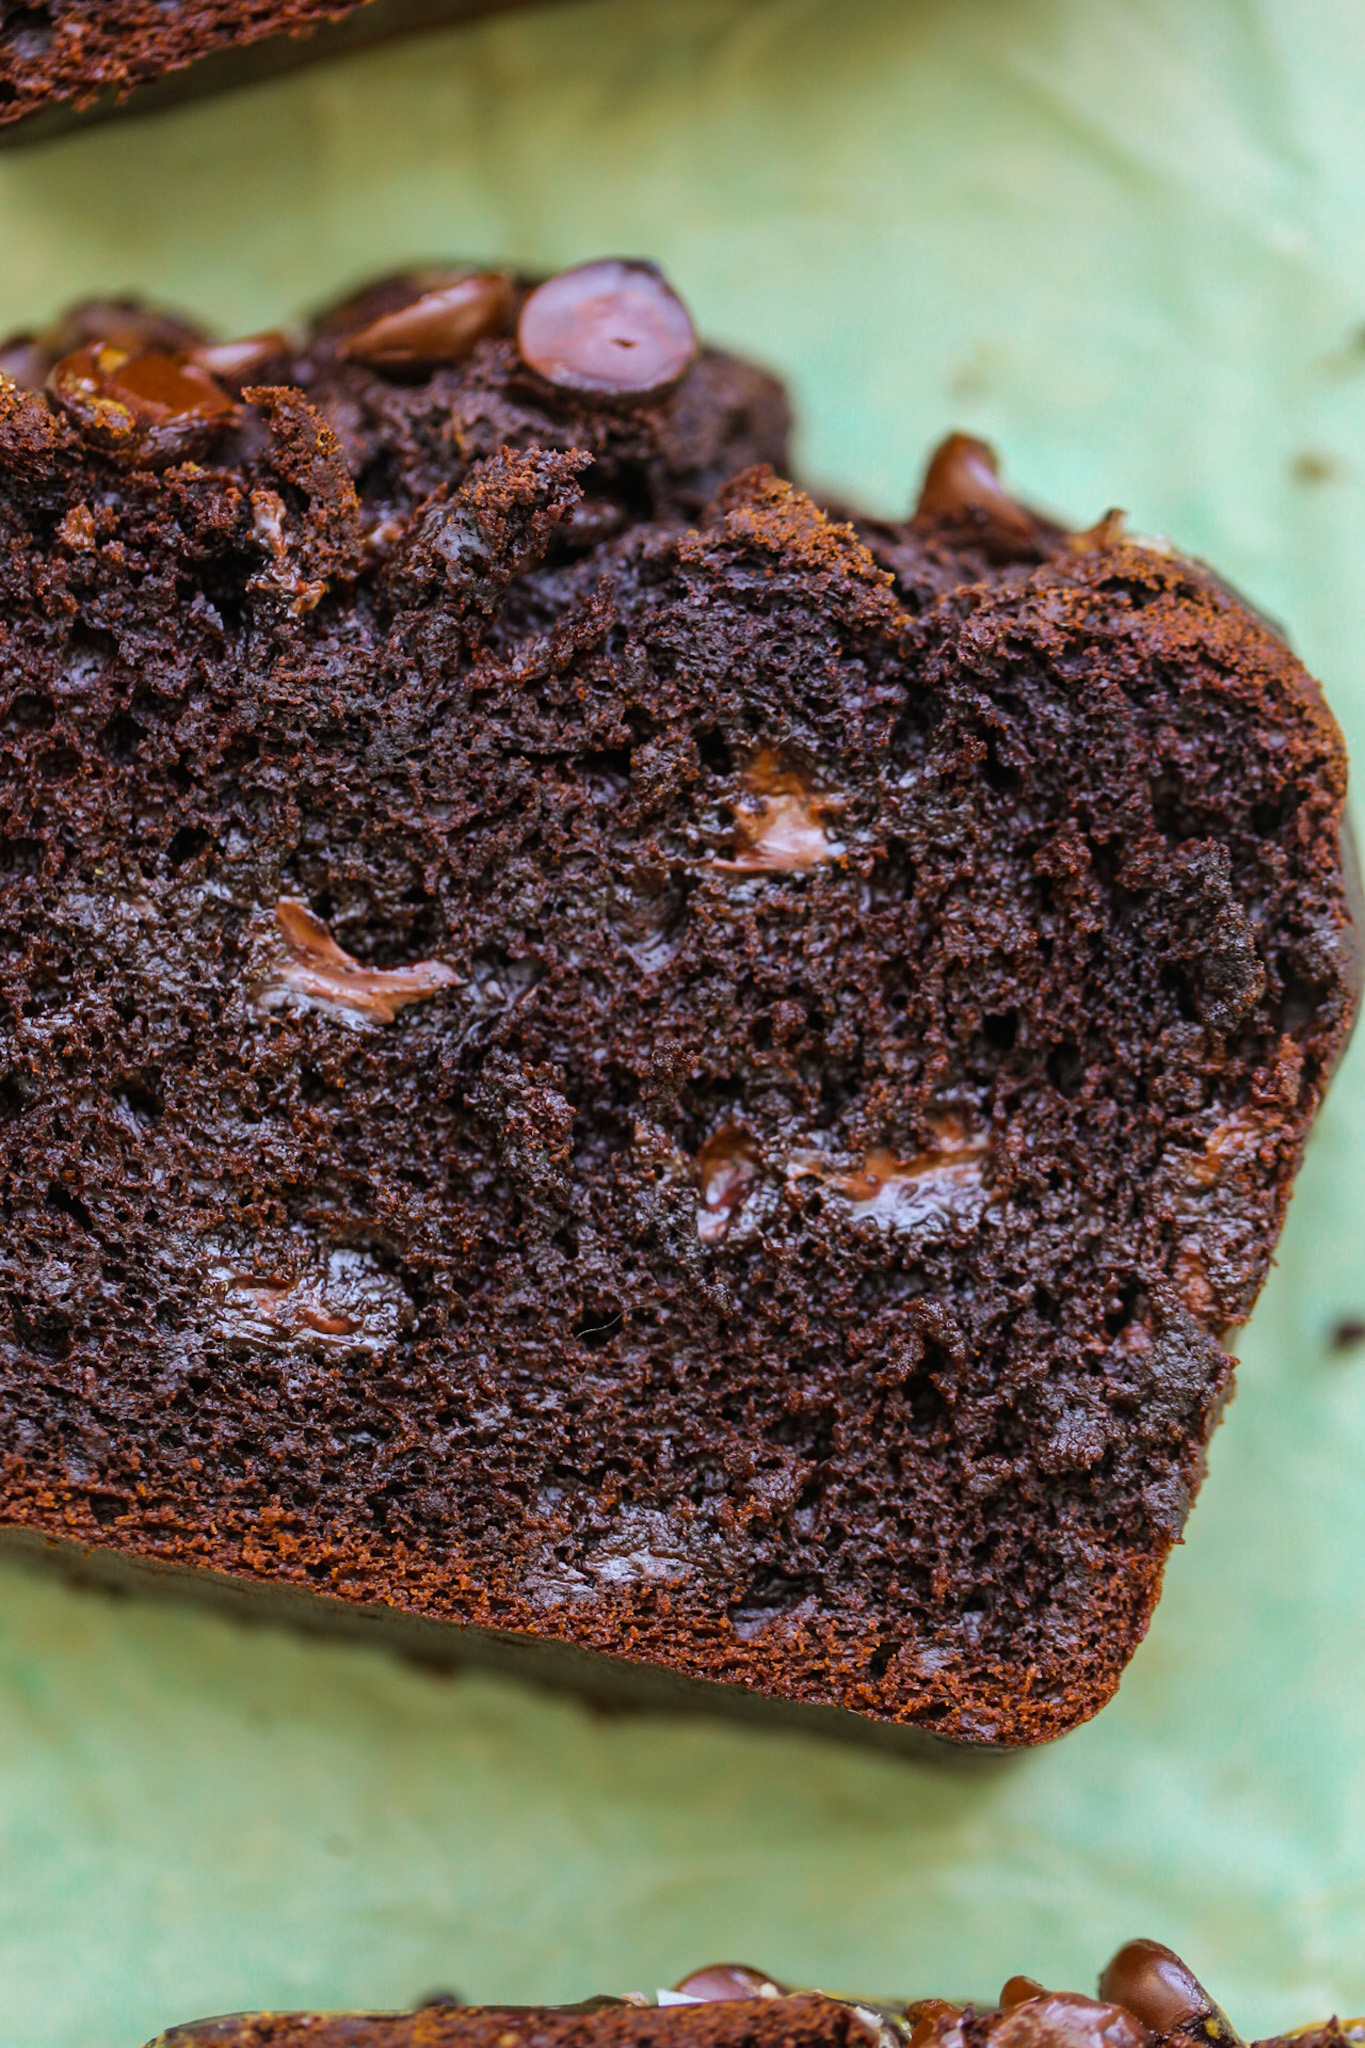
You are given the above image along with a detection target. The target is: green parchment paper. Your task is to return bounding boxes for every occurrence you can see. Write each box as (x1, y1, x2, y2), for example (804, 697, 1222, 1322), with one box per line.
(1, 4, 1363, 2043)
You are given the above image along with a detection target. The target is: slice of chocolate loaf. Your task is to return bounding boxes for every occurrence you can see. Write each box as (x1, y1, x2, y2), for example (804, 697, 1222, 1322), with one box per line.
(0, 260, 1356, 1748)
(141, 1944, 1365, 2048)
(0, 0, 555, 138)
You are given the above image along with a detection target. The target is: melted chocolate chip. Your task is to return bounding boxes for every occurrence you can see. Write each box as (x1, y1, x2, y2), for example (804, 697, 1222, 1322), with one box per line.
(47, 344, 235, 466)
(517, 259, 697, 404)
(3, 300, 209, 395)
(1175, 1114, 1263, 1191)
(253, 899, 460, 1027)
(695, 1127, 763, 1242)
(995, 1993, 1151, 2048)
(1001, 1981, 1049, 2012)
(785, 1114, 989, 1235)
(1098, 1942, 1238, 2044)
(111, 349, 235, 419)
(907, 1999, 967, 2048)
(914, 432, 1036, 544)
(311, 268, 456, 341)
(191, 332, 292, 384)
(43, 299, 205, 362)
(247, 486, 327, 617)
(672, 1966, 784, 2001)
(225, 1276, 359, 1339)
(709, 749, 845, 875)
(207, 1241, 412, 1356)
(339, 272, 514, 370)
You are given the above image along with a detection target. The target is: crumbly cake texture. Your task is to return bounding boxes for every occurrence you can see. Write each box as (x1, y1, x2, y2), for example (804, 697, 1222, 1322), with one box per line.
(142, 1943, 1365, 2048)
(0, 0, 529, 130)
(0, 263, 1357, 1747)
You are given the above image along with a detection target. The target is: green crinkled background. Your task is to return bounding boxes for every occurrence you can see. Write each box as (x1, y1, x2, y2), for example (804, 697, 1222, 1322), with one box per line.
(1, 3, 1363, 2043)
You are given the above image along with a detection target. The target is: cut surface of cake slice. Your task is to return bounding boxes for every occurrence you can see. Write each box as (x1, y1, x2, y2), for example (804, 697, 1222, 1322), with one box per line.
(0, 261, 1356, 1748)
(141, 1944, 1365, 2048)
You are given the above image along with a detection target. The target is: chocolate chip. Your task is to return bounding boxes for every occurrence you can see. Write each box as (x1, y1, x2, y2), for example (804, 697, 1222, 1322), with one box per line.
(338, 272, 514, 370)
(3, 301, 208, 397)
(708, 747, 845, 874)
(1098, 1942, 1239, 2043)
(42, 299, 206, 361)
(111, 351, 236, 421)
(914, 432, 1036, 543)
(48, 345, 235, 467)
(995, 1993, 1151, 2048)
(517, 258, 697, 404)
(1001, 1980, 1048, 2011)
(672, 1966, 784, 2001)
(254, 898, 460, 1026)
(191, 332, 292, 384)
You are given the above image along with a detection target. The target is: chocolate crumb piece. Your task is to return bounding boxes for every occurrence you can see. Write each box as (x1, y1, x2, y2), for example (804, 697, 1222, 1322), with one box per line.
(0, 263, 1357, 1752)
(139, 1942, 1365, 2048)
(1330, 1318, 1365, 1352)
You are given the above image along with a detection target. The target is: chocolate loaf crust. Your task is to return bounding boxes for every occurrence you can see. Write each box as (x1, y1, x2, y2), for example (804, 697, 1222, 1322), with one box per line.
(0, 263, 1356, 1748)
(0, 0, 554, 137)
(149, 1997, 881, 2048)
(143, 1945, 1365, 2048)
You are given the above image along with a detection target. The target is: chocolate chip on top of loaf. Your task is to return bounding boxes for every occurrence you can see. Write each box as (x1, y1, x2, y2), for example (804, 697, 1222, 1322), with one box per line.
(0, 259, 1356, 1747)
(140, 1942, 1365, 2048)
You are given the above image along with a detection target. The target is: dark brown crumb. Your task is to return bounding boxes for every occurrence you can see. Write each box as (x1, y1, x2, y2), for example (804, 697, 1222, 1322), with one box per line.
(0, 269, 1357, 1750)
